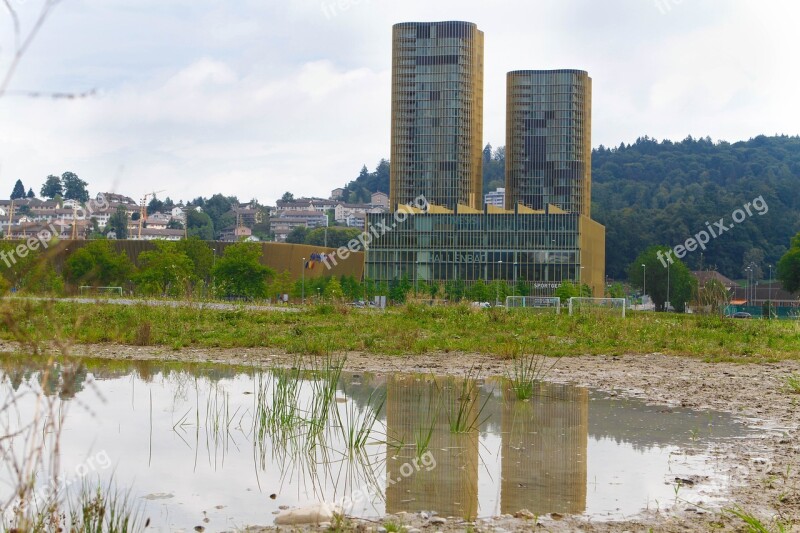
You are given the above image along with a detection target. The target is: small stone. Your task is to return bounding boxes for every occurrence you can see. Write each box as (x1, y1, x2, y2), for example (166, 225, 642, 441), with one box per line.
(513, 509, 535, 520)
(194, 527, 205, 533)
(420, 512, 430, 519)
(319, 522, 330, 529)
(269, 494, 277, 500)
(377, 528, 387, 533)
(279, 505, 290, 510)
(407, 529, 421, 533)
(430, 517, 446, 525)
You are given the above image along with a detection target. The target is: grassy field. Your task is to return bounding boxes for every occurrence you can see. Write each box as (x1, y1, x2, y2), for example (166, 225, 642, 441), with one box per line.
(2, 299, 799, 362)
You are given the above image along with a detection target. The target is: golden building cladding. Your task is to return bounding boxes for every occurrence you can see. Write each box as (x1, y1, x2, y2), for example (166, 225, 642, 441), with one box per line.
(390, 22, 484, 212)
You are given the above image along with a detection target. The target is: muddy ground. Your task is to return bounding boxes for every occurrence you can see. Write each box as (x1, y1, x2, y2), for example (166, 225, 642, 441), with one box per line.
(7, 341, 800, 531)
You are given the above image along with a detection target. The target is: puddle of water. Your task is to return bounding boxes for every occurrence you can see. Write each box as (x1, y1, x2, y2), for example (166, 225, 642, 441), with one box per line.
(0, 357, 757, 531)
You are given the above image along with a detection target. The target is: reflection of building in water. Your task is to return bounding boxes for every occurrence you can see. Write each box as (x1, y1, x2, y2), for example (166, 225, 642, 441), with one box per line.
(385, 375, 480, 520)
(501, 382, 588, 515)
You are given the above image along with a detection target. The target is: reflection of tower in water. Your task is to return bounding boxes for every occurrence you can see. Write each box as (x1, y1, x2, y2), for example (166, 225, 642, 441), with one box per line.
(385, 375, 480, 520)
(501, 382, 588, 515)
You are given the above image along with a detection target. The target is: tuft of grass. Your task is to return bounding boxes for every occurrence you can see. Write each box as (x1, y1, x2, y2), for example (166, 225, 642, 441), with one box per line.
(68, 481, 146, 533)
(506, 352, 560, 401)
(335, 388, 385, 453)
(134, 321, 151, 346)
(785, 373, 800, 394)
(383, 519, 405, 533)
(446, 366, 492, 434)
(726, 506, 788, 532)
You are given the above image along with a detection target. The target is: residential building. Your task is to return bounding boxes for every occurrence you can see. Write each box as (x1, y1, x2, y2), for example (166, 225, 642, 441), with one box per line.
(371, 191, 389, 209)
(129, 228, 184, 241)
(335, 203, 379, 223)
(505, 70, 592, 216)
(390, 21, 484, 211)
(484, 188, 505, 208)
(331, 188, 345, 201)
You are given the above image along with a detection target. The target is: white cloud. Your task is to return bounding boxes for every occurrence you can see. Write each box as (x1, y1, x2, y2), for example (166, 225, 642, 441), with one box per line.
(0, 0, 799, 205)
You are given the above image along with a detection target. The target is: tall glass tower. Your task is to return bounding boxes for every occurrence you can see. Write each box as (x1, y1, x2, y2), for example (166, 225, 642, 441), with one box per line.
(505, 70, 592, 217)
(390, 21, 484, 212)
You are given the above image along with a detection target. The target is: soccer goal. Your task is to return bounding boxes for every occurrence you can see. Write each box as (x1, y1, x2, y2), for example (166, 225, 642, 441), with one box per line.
(505, 296, 562, 314)
(79, 286, 123, 298)
(568, 297, 626, 318)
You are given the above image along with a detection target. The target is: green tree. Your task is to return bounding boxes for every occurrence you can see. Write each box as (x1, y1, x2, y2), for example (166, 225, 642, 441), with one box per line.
(444, 278, 466, 302)
(64, 241, 133, 287)
(10, 180, 25, 200)
(606, 282, 626, 299)
(554, 282, 580, 303)
(40, 175, 63, 199)
(0, 240, 64, 295)
(466, 279, 491, 302)
(147, 197, 165, 215)
(305, 227, 362, 248)
(628, 245, 696, 312)
(269, 270, 294, 300)
(324, 277, 344, 300)
(286, 226, 311, 244)
(389, 275, 412, 304)
(61, 172, 90, 202)
(176, 238, 214, 281)
(26, 188, 35, 199)
(514, 279, 530, 297)
(777, 234, 800, 294)
(340, 275, 362, 301)
(281, 192, 295, 203)
(134, 242, 195, 297)
(106, 206, 129, 239)
(212, 243, 274, 299)
(187, 209, 214, 241)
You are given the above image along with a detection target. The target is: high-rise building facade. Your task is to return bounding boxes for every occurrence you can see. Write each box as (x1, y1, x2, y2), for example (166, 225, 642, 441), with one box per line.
(390, 21, 484, 212)
(366, 24, 605, 297)
(506, 70, 592, 217)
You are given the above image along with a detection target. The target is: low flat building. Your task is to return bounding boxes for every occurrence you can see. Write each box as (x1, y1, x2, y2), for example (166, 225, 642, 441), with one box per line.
(365, 203, 605, 297)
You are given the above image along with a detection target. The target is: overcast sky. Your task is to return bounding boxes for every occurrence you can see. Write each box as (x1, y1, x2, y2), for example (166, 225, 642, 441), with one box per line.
(0, 0, 798, 206)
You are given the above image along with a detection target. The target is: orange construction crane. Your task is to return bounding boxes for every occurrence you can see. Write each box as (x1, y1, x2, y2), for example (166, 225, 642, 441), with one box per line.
(138, 190, 166, 239)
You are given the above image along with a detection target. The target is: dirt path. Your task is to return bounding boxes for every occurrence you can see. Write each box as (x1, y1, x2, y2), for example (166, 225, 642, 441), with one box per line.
(5, 342, 800, 531)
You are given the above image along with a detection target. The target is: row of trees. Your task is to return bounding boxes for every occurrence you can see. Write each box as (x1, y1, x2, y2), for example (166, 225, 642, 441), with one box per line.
(10, 172, 89, 202)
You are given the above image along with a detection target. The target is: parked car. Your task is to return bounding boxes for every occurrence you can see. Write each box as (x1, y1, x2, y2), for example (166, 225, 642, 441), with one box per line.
(731, 312, 752, 319)
(471, 301, 491, 309)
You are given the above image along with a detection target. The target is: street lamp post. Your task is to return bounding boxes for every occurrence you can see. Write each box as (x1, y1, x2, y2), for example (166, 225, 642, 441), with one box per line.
(745, 266, 751, 306)
(497, 260, 503, 306)
(769, 264, 774, 318)
(642, 264, 647, 310)
(666, 261, 670, 312)
(513, 261, 518, 296)
(415, 260, 419, 296)
(301, 257, 305, 304)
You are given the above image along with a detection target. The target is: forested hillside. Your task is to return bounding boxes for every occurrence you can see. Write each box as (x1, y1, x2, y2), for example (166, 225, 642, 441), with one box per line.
(338, 135, 800, 280)
(593, 135, 800, 278)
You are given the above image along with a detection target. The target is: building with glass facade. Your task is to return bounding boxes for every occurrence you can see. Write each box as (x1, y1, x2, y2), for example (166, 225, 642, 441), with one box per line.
(390, 21, 484, 212)
(365, 23, 605, 297)
(506, 70, 592, 217)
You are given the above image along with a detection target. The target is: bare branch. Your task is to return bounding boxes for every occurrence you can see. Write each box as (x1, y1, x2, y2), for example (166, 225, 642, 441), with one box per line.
(1, 0, 21, 50)
(0, 0, 64, 98)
